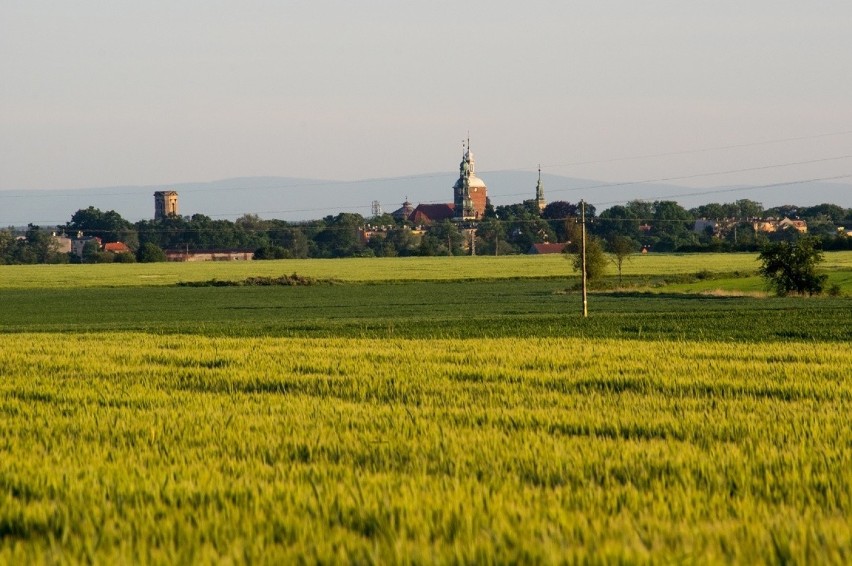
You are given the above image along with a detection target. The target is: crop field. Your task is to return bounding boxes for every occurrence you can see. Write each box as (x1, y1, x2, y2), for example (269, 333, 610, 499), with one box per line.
(2, 251, 850, 290)
(1, 254, 851, 563)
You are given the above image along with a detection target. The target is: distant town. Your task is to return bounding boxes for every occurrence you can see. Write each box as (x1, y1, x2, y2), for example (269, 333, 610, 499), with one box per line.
(2, 143, 852, 264)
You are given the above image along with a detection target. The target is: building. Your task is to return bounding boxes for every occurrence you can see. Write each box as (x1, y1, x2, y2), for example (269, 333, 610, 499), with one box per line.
(524, 166, 546, 213)
(51, 234, 72, 254)
(71, 237, 101, 258)
(753, 217, 808, 234)
(154, 191, 179, 221)
(528, 243, 567, 255)
(103, 242, 133, 254)
(391, 199, 415, 222)
(164, 249, 254, 262)
(409, 203, 455, 224)
(452, 139, 488, 220)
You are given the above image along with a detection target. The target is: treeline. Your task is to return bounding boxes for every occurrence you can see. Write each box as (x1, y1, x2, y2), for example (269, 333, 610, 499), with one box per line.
(1, 199, 851, 264)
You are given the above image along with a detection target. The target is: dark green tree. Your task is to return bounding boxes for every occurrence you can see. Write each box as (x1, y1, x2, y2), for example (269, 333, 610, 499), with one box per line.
(596, 205, 642, 242)
(758, 236, 828, 296)
(475, 218, 508, 255)
(419, 221, 464, 256)
(136, 242, 168, 262)
(312, 213, 367, 257)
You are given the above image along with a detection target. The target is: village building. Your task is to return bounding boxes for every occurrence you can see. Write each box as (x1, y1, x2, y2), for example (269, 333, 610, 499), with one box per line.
(753, 217, 808, 234)
(164, 249, 254, 262)
(71, 237, 101, 258)
(103, 242, 133, 254)
(51, 234, 73, 254)
(528, 243, 567, 255)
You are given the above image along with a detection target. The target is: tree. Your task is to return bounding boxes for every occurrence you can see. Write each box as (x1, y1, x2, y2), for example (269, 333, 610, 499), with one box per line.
(596, 204, 642, 242)
(541, 201, 580, 242)
(758, 236, 828, 296)
(25, 224, 64, 264)
(312, 213, 366, 257)
(475, 218, 507, 256)
(651, 200, 696, 251)
(419, 220, 464, 256)
(136, 242, 167, 263)
(608, 235, 636, 285)
(568, 235, 607, 281)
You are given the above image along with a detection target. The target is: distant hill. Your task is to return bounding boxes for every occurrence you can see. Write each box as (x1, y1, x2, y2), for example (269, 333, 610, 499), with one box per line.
(2, 173, 850, 226)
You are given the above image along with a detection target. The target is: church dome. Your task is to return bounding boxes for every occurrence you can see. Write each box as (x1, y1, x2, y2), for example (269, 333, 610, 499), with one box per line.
(453, 175, 487, 190)
(468, 175, 486, 189)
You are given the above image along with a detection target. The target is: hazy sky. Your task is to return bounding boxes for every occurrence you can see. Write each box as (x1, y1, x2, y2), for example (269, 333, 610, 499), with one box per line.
(2, 1, 852, 200)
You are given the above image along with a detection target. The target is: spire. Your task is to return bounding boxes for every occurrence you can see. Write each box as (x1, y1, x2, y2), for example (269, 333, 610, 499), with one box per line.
(535, 164, 546, 213)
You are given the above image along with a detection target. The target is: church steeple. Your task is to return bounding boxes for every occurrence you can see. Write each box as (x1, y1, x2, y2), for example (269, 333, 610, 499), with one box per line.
(534, 164, 546, 213)
(452, 136, 488, 220)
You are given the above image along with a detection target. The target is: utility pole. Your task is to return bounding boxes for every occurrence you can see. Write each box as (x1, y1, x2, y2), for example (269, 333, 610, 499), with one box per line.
(494, 216, 499, 256)
(581, 200, 588, 318)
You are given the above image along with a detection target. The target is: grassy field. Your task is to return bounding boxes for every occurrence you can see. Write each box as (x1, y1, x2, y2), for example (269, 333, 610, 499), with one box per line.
(1, 254, 851, 563)
(1, 250, 850, 291)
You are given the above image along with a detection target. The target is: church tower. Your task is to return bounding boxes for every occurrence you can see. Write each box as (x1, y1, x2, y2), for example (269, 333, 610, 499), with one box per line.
(534, 165, 546, 213)
(452, 138, 488, 220)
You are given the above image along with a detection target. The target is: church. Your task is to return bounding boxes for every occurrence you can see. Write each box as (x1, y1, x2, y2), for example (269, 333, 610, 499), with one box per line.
(399, 139, 489, 223)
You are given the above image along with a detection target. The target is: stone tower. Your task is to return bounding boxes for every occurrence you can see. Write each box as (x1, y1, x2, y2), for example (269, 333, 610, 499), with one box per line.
(154, 191, 179, 220)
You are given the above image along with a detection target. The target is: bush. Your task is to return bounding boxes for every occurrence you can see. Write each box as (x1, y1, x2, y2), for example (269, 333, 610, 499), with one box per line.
(113, 252, 137, 263)
(253, 245, 288, 260)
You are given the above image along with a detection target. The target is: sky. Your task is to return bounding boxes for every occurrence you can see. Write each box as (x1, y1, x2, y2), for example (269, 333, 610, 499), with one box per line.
(2, 1, 852, 208)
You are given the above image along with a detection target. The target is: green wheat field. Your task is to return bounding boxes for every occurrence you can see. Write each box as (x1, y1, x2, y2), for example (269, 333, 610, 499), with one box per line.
(1, 253, 850, 563)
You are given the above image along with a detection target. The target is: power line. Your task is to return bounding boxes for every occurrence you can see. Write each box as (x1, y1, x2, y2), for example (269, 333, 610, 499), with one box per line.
(589, 173, 852, 208)
(538, 129, 852, 171)
(488, 154, 852, 201)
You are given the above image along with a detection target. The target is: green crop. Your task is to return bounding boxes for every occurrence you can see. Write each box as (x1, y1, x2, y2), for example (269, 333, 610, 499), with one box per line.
(1, 333, 849, 563)
(1, 253, 850, 562)
(4, 252, 851, 289)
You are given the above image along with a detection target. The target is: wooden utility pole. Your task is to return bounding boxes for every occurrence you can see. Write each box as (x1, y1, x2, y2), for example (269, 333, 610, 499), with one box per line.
(581, 200, 588, 318)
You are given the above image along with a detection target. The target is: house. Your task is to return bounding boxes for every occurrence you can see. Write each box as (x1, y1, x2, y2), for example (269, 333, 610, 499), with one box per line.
(528, 243, 568, 255)
(777, 218, 808, 233)
(103, 242, 132, 254)
(71, 237, 102, 258)
(754, 217, 808, 234)
(693, 219, 719, 235)
(51, 234, 72, 254)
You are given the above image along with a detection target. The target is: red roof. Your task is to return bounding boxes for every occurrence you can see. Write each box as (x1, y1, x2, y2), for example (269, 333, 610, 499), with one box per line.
(104, 242, 132, 253)
(528, 243, 567, 255)
(409, 203, 455, 224)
